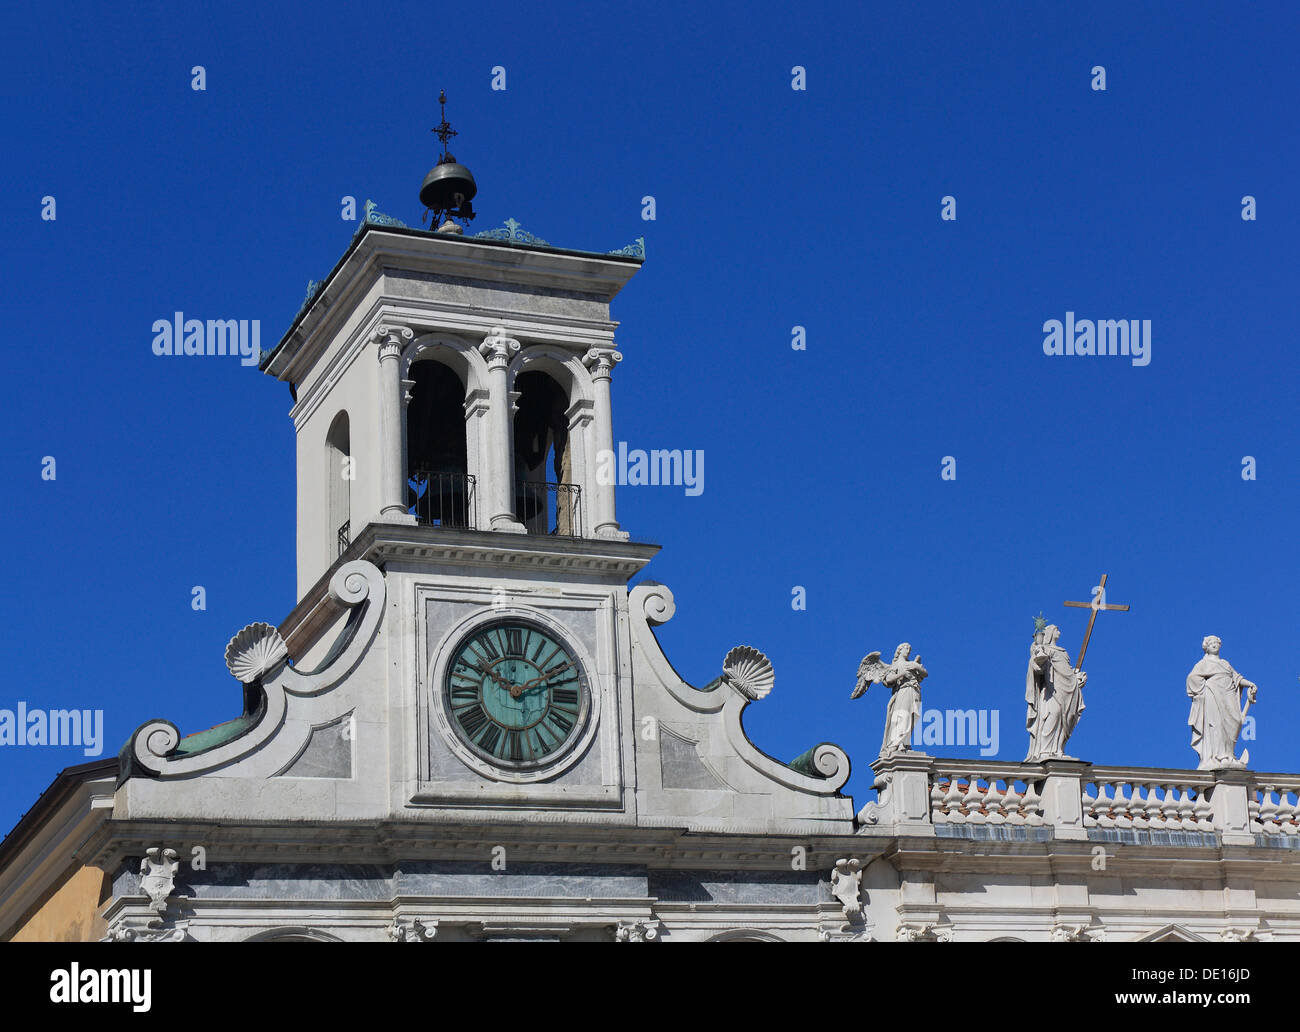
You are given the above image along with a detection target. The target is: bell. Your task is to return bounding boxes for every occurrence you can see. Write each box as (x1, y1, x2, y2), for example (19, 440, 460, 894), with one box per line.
(419, 154, 477, 214)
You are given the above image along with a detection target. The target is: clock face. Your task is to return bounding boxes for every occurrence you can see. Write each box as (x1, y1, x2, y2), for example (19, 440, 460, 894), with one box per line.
(444, 620, 588, 767)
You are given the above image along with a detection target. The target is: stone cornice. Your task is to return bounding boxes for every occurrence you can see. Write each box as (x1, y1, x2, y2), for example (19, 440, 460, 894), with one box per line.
(81, 818, 874, 873)
(350, 522, 660, 581)
(265, 226, 640, 383)
(883, 835, 1300, 879)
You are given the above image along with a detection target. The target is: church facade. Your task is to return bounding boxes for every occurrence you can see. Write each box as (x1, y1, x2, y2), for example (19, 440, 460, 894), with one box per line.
(3, 194, 1300, 943)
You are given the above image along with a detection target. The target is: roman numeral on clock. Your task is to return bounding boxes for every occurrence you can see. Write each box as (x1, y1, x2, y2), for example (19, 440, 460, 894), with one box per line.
(504, 628, 524, 657)
(548, 709, 575, 736)
(479, 723, 502, 754)
(459, 705, 490, 737)
(552, 687, 579, 707)
(476, 636, 500, 661)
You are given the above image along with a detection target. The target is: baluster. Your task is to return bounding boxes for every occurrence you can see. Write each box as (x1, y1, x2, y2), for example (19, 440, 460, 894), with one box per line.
(930, 776, 946, 821)
(1174, 785, 1198, 832)
(1129, 783, 1151, 831)
(1283, 788, 1300, 835)
(1192, 786, 1214, 830)
(1276, 787, 1298, 835)
(1002, 782, 1026, 826)
(1259, 786, 1280, 834)
(1247, 786, 1261, 833)
(984, 778, 1006, 825)
(1112, 783, 1134, 829)
(1081, 782, 1098, 828)
(941, 773, 964, 821)
(963, 774, 986, 824)
(1149, 779, 1170, 826)
(1093, 783, 1115, 829)
(1022, 780, 1044, 826)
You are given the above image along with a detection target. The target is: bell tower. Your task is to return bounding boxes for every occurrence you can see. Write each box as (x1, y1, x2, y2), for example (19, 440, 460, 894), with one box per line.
(260, 98, 645, 599)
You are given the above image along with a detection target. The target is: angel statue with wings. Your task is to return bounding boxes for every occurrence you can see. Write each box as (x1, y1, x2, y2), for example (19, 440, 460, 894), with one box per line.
(852, 643, 928, 757)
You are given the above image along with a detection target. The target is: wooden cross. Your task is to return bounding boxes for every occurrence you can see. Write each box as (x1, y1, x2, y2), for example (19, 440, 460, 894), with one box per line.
(1062, 573, 1130, 671)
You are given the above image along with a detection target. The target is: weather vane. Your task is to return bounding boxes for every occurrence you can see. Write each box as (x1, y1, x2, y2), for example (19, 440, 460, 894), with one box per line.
(431, 89, 458, 159)
(419, 89, 478, 229)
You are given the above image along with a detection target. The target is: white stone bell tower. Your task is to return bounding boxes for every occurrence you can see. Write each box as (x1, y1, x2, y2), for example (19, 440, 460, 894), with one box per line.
(260, 217, 642, 599)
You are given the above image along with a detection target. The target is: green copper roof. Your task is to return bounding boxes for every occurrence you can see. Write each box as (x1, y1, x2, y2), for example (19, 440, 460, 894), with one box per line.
(788, 746, 832, 778)
(171, 713, 260, 757)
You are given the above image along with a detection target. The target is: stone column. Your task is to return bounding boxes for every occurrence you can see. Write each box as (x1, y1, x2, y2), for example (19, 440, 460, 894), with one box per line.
(478, 327, 525, 533)
(583, 346, 624, 539)
(1040, 759, 1090, 840)
(373, 324, 416, 525)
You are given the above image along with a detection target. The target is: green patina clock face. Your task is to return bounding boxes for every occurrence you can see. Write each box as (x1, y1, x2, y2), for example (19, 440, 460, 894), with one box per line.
(444, 620, 588, 767)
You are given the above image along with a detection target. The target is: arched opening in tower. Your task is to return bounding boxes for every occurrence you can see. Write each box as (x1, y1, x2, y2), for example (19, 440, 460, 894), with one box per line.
(325, 410, 351, 558)
(513, 370, 578, 536)
(406, 359, 471, 527)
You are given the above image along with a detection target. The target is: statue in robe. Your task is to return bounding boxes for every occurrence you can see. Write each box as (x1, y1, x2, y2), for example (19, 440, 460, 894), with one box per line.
(853, 643, 927, 757)
(1186, 635, 1257, 770)
(1025, 623, 1086, 761)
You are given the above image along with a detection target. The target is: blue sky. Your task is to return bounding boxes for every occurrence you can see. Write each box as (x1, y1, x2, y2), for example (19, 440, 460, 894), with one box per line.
(2, 0, 1297, 832)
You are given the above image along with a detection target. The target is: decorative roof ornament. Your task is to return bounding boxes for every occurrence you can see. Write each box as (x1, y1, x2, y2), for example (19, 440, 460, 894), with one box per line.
(608, 236, 646, 259)
(293, 279, 326, 322)
(363, 199, 407, 228)
(473, 217, 550, 246)
(225, 621, 290, 683)
(419, 90, 478, 231)
(715, 645, 775, 700)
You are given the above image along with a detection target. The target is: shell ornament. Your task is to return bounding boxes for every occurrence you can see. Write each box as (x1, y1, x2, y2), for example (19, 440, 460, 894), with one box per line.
(224, 622, 289, 684)
(722, 646, 774, 700)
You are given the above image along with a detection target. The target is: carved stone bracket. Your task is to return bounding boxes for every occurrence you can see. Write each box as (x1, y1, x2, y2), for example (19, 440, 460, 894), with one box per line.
(897, 921, 952, 942)
(389, 917, 439, 942)
(614, 919, 660, 942)
(102, 921, 190, 943)
(139, 847, 180, 919)
(830, 857, 864, 922)
(1052, 922, 1106, 942)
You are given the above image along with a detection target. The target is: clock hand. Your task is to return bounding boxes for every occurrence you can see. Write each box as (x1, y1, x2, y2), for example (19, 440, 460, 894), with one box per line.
(519, 660, 576, 693)
(474, 662, 514, 692)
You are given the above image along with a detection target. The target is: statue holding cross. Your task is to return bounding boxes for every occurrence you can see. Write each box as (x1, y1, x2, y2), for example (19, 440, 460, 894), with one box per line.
(1024, 574, 1129, 762)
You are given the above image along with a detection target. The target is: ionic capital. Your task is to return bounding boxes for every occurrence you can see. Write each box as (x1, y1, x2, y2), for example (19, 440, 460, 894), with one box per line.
(479, 325, 521, 368)
(583, 346, 623, 380)
(373, 324, 415, 362)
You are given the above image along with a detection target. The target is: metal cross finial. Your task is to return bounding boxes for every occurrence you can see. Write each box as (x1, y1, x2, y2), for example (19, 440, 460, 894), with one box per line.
(1063, 573, 1130, 672)
(432, 89, 458, 157)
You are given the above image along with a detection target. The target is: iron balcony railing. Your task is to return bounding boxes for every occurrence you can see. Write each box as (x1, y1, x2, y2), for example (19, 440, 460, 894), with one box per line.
(337, 520, 350, 557)
(516, 481, 582, 538)
(409, 470, 476, 529)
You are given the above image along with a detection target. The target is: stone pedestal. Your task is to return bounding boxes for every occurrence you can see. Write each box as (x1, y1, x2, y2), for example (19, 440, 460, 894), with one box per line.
(1210, 767, 1255, 846)
(1041, 759, 1091, 841)
(864, 753, 935, 836)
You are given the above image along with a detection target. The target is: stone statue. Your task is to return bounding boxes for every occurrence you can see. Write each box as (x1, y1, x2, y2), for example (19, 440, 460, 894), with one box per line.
(1186, 635, 1257, 770)
(853, 643, 927, 757)
(1025, 624, 1086, 761)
